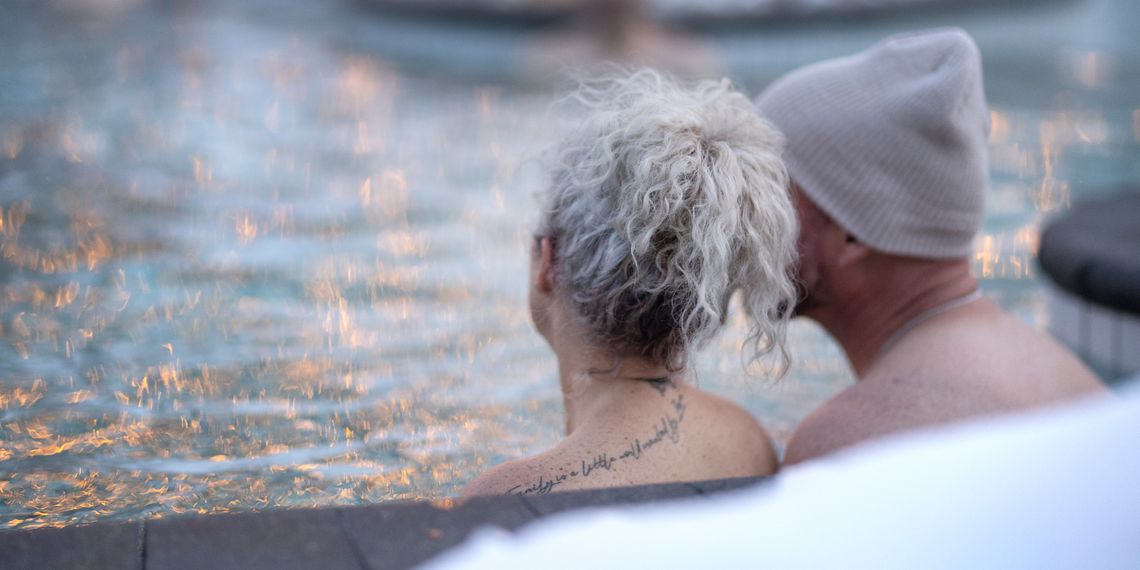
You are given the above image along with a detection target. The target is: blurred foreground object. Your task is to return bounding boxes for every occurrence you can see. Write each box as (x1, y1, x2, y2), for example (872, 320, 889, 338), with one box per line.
(1039, 191, 1140, 383)
(426, 382, 1139, 569)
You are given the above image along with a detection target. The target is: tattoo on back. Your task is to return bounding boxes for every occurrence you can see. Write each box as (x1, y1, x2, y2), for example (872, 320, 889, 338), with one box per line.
(505, 379, 688, 496)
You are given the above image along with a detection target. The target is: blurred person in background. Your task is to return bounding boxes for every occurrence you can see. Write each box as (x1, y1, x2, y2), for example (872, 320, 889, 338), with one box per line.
(753, 28, 1108, 465)
(524, 0, 716, 80)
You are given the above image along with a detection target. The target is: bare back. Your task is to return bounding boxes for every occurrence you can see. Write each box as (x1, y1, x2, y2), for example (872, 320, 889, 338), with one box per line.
(462, 381, 777, 498)
(785, 300, 1108, 464)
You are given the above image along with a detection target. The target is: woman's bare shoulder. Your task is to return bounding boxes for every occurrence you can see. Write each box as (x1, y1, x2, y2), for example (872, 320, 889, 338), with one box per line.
(460, 456, 549, 500)
(462, 386, 778, 499)
(680, 386, 778, 474)
(459, 440, 589, 500)
(685, 387, 768, 433)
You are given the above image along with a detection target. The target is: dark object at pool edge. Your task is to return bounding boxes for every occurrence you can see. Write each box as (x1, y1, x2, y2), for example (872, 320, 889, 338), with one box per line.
(1038, 190, 1140, 316)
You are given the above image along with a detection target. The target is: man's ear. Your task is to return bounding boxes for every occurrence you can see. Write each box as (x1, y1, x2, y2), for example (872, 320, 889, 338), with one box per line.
(535, 237, 555, 294)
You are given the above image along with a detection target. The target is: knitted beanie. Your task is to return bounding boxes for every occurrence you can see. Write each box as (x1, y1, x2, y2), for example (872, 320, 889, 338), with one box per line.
(755, 28, 990, 259)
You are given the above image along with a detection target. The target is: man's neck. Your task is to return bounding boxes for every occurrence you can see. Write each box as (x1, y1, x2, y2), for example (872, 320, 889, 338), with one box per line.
(813, 260, 979, 377)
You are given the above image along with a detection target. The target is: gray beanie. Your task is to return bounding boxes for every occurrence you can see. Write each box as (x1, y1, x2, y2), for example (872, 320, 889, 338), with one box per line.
(755, 28, 990, 259)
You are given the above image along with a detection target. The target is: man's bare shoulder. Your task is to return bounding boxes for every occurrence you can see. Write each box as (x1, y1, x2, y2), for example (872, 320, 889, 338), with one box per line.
(782, 383, 899, 465)
(786, 307, 1109, 466)
(890, 308, 1106, 399)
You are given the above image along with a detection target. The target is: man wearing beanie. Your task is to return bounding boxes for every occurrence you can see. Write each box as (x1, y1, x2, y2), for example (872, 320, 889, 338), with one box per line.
(754, 28, 1106, 465)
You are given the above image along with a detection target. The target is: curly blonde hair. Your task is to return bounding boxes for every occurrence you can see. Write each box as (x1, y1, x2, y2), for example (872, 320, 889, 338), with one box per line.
(539, 68, 797, 374)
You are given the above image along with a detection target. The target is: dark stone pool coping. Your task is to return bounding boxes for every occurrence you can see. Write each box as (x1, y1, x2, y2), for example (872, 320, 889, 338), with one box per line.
(0, 476, 767, 570)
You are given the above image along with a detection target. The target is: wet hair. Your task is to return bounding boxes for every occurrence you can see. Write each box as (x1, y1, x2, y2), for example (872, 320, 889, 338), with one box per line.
(538, 68, 797, 374)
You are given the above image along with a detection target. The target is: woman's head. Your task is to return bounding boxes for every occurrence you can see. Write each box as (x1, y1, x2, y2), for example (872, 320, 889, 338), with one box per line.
(535, 68, 798, 373)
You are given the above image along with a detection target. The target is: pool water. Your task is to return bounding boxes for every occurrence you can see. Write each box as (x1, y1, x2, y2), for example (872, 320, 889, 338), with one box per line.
(1, 0, 1137, 529)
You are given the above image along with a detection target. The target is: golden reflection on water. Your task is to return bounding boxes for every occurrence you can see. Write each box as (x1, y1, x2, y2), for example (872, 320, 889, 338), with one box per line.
(3, 127, 22, 159)
(973, 225, 1039, 280)
(1072, 51, 1110, 89)
(1036, 114, 1071, 213)
(988, 110, 1011, 144)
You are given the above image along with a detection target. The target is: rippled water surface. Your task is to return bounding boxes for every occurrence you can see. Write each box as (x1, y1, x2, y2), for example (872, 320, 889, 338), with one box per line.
(2, 0, 1137, 529)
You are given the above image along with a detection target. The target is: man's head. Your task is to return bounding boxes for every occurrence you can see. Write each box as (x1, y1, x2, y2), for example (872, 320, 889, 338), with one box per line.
(755, 28, 990, 314)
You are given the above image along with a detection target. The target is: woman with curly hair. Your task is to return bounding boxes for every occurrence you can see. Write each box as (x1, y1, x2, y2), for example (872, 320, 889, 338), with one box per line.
(463, 69, 797, 497)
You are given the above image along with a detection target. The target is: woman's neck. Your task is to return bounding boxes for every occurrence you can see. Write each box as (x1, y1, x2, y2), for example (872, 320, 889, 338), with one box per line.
(553, 339, 681, 435)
